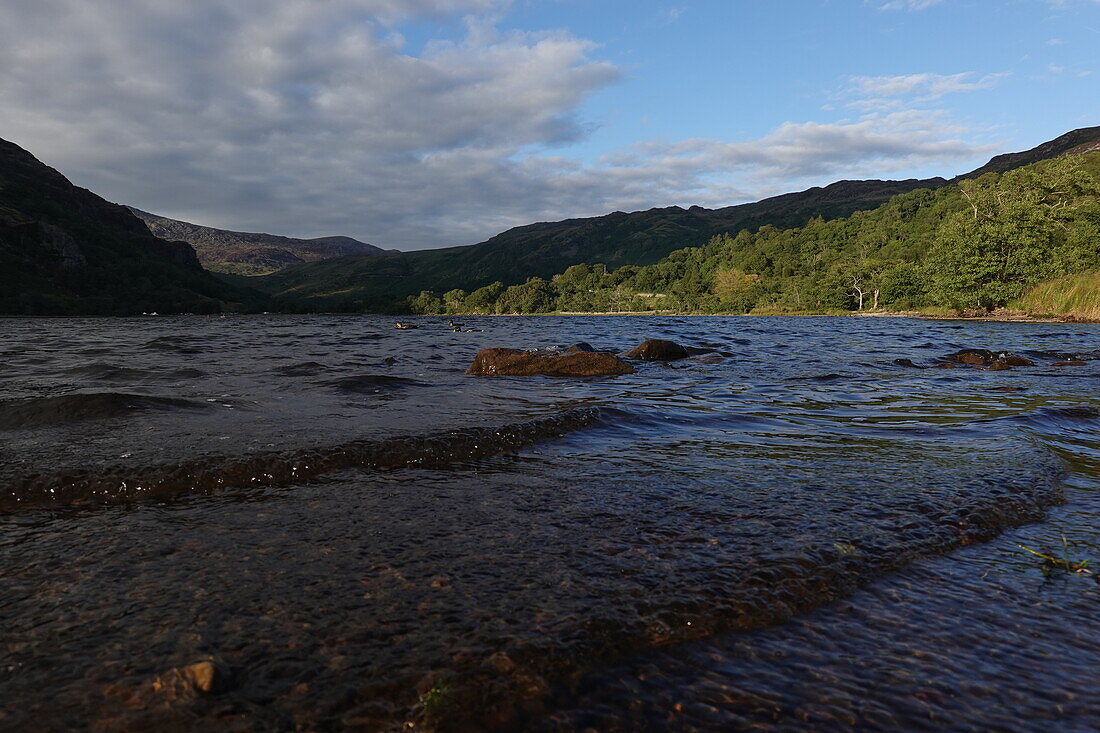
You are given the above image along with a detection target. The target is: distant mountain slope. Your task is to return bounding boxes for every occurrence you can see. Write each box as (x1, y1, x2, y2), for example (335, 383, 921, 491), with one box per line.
(257, 126, 1100, 312)
(0, 138, 259, 315)
(129, 208, 390, 275)
(256, 176, 946, 310)
(959, 126, 1100, 179)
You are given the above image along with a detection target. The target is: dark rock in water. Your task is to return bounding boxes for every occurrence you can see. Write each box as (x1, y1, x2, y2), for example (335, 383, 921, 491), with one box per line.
(943, 349, 1034, 369)
(894, 358, 922, 368)
(0, 393, 206, 429)
(1053, 360, 1087, 367)
(625, 339, 690, 361)
(564, 342, 596, 354)
(947, 349, 997, 365)
(467, 348, 635, 377)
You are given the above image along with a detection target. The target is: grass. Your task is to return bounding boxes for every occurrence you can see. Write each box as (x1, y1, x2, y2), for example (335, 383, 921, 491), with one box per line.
(1017, 536, 1096, 582)
(1011, 271, 1100, 321)
(418, 681, 451, 718)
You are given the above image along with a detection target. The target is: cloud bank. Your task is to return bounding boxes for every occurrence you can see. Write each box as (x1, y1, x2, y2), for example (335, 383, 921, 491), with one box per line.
(0, 1, 996, 249)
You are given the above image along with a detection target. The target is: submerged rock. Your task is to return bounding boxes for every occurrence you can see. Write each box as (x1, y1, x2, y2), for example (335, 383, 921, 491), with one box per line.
(624, 339, 690, 361)
(564, 342, 596, 353)
(182, 660, 232, 694)
(947, 349, 997, 365)
(466, 348, 634, 377)
(944, 349, 1034, 368)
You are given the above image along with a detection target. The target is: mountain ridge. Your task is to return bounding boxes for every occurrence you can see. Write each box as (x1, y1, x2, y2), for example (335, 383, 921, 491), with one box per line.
(128, 208, 391, 275)
(256, 126, 1100, 311)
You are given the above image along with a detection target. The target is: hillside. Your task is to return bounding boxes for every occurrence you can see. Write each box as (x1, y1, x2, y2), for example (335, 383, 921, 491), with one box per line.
(257, 177, 945, 311)
(958, 126, 1100, 178)
(257, 126, 1100, 312)
(424, 152, 1100, 317)
(0, 138, 261, 315)
(129, 208, 390, 275)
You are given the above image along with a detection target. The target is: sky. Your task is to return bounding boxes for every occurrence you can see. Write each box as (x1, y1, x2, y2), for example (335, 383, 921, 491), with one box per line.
(1, 0, 1097, 251)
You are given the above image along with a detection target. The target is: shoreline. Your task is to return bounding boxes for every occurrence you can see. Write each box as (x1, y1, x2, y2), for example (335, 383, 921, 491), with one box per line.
(2, 310, 1095, 323)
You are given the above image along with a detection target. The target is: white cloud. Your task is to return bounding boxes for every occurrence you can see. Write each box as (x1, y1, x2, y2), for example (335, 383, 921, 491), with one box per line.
(845, 72, 1007, 108)
(0, 1, 998, 250)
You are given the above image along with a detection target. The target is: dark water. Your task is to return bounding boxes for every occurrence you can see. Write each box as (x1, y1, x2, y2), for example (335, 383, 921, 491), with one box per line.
(1, 315, 1097, 731)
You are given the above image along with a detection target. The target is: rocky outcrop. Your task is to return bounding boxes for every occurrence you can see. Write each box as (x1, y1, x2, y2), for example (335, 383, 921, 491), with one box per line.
(467, 348, 635, 377)
(624, 339, 690, 361)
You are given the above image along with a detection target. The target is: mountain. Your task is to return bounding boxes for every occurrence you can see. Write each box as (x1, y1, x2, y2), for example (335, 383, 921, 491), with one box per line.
(957, 126, 1100, 179)
(257, 127, 1100, 311)
(254, 176, 947, 311)
(0, 138, 260, 315)
(128, 208, 391, 275)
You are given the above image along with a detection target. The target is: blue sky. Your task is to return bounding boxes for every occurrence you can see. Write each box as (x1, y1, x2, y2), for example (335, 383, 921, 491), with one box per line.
(1, 0, 1097, 249)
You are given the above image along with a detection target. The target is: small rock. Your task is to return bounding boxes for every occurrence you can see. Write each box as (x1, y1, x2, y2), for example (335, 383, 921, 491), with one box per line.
(1053, 360, 1087, 366)
(624, 339, 690, 361)
(182, 660, 231, 694)
(485, 652, 516, 674)
(564, 342, 596, 353)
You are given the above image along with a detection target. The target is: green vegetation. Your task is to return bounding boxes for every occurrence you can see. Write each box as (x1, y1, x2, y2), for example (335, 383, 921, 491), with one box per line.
(1012, 271, 1100, 321)
(257, 178, 946, 312)
(1018, 537, 1096, 582)
(398, 154, 1100, 317)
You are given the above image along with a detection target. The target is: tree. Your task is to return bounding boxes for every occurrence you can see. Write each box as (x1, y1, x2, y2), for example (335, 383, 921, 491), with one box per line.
(407, 290, 443, 314)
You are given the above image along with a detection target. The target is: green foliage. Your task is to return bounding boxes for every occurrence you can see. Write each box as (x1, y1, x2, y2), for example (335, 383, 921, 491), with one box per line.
(395, 153, 1100, 316)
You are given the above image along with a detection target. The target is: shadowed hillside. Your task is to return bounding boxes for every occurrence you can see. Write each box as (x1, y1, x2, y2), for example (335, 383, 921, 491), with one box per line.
(0, 138, 261, 315)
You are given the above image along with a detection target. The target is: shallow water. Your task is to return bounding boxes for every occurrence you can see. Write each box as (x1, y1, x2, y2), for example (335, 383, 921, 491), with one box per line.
(0, 315, 1097, 730)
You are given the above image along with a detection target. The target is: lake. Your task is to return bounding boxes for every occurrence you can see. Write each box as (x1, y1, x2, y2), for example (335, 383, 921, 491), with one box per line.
(1, 315, 1097, 730)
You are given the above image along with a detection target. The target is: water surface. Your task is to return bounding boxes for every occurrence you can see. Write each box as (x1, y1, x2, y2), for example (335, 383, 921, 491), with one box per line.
(1, 315, 1097, 730)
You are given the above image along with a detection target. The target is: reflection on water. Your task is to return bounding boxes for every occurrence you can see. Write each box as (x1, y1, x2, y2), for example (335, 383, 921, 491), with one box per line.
(0, 315, 1097, 730)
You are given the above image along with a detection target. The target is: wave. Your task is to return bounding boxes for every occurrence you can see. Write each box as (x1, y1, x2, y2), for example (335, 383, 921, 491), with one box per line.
(0, 407, 601, 511)
(0, 393, 208, 430)
(63, 362, 156, 381)
(326, 374, 425, 394)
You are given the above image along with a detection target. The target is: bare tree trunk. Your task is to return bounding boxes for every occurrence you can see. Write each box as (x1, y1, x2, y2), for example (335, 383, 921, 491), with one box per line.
(872, 289, 880, 310)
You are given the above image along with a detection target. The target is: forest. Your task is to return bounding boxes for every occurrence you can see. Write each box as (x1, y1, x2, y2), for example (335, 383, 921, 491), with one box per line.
(403, 154, 1100, 317)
